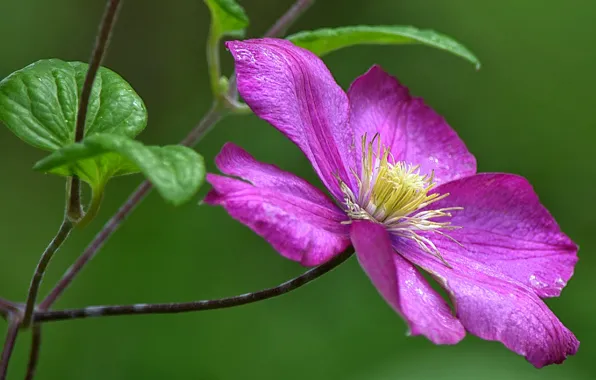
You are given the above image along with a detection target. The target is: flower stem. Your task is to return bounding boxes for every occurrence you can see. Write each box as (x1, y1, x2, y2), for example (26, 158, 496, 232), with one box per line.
(0, 318, 20, 380)
(21, 220, 74, 327)
(206, 25, 222, 98)
(35, 248, 354, 323)
(24, 325, 41, 380)
(76, 184, 105, 229)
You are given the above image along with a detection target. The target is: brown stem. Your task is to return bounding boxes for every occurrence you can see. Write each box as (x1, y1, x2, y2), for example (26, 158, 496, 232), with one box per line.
(75, 0, 122, 142)
(35, 248, 353, 323)
(0, 299, 19, 319)
(22, 220, 74, 326)
(40, 104, 221, 310)
(0, 318, 20, 380)
(24, 326, 41, 380)
(68, 0, 122, 223)
(264, 0, 314, 38)
(39, 180, 153, 310)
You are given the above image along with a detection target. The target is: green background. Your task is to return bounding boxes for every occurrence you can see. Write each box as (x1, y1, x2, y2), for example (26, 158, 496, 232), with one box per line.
(0, 0, 593, 379)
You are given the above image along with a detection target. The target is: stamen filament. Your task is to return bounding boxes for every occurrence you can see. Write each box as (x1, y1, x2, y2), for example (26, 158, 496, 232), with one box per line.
(339, 134, 464, 266)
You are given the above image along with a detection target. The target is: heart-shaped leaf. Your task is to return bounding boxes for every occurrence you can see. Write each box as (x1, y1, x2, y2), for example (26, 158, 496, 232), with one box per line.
(287, 25, 481, 69)
(204, 0, 249, 38)
(0, 59, 147, 151)
(34, 134, 205, 206)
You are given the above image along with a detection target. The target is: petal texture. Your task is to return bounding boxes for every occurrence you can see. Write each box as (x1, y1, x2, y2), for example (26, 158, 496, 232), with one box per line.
(227, 38, 356, 200)
(396, 236, 578, 368)
(427, 173, 578, 298)
(204, 143, 350, 266)
(348, 65, 476, 184)
(350, 220, 465, 344)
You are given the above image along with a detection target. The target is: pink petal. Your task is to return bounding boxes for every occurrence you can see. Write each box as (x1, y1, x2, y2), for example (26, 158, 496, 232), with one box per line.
(204, 144, 350, 266)
(395, 236, 579, 367)
(215, 142, 336, 203)
(348, 65, 476, 184)
(350, 220, 465, 344)
(427, 173, 578, 298)
(226, 38, 356, 200)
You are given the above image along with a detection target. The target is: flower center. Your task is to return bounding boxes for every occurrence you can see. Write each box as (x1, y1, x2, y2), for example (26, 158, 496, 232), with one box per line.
(339, 135, 462, 265)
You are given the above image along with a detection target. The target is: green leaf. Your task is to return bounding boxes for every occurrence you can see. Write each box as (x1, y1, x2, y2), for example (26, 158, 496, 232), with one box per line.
(204, 0, 249, 38)
(287, 25, 481, 69)
(34, 134, 205, 206)
(0, 59, 147, 151)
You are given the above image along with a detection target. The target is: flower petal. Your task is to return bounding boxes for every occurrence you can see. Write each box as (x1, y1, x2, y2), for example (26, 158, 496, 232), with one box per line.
(226, 38, 357, 201)
(428, 173, 578, 298)
(204, 144, 350, 266)
(348, 65, 476, 184)
(350, 220, 465, 344)
(395, 236, 579, 367)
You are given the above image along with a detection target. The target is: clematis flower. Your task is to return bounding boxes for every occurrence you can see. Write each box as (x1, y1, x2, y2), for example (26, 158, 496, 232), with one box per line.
(204, 38, 579, 367)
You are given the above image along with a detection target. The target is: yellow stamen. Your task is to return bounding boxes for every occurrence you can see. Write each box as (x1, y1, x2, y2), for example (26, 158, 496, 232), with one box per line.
(340, 134, 462, 265)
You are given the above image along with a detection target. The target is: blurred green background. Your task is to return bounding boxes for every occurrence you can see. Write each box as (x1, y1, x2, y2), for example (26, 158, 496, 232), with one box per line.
(0, 0, 594, 379)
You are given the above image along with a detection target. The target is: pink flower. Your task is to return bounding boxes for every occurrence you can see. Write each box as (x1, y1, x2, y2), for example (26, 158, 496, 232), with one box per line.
(204, 38, 579, 367)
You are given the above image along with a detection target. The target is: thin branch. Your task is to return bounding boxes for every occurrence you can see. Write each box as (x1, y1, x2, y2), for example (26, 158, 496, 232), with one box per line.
(66, 177, 83, 223)
(36, 0, 124, 310)
(0, 318, 20, 380)
(22, 220, 73, 326)
(40, 105, 221, 310)
(36, 248, 353, 323)
(41, 0, 317, 311)
(0, 299, 19, 319)
(179, 104, 223, 149)
(75, 0, 122, 142)
(68, 0, 123, 222)
(264, 0, 314, 38)
(39, 180, 153, 310)
(24, 326, 41, 380)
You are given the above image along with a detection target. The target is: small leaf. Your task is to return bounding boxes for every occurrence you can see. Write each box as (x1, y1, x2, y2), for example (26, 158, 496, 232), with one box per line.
(34, 134, 205, 206)
(204, 0, 249, 38)
(0, 59, 147, 151)
(287, 25, 481, 69)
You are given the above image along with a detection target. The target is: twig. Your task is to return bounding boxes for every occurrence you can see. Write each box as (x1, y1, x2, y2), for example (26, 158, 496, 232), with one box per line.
(74, 0, 121, 142)
(264, 0, 314, 38)
(23, 0, 122, 324)
(0, 318, 20, 380)
(67, 0, 122, 222)
(40, 0, 316, 310)
(24, 326, 41, 380)
(22, 220, 73, 326)
(39, 104, 220, 310)
(39, 179, 154, 310)
(36, 248, 353, 323)
(0, 299, 19, 318)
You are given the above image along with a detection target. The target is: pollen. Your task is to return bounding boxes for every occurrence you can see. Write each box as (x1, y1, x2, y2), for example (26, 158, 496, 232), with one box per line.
(340, 134, 462, 266)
